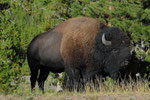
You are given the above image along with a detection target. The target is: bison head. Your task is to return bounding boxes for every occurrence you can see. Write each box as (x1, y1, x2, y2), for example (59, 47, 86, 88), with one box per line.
(94, 27, 131, 79)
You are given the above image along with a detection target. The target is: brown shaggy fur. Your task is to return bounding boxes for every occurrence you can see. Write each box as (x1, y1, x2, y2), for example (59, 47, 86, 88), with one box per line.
(53, 17, 106, 70)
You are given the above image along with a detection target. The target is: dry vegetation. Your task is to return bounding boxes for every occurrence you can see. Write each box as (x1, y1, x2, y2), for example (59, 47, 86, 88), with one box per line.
(1, 76, 150, 100)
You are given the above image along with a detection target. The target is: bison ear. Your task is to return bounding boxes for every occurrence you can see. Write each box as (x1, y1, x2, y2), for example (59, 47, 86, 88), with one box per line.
(100, 22, 106, 29)
(102, 33, 111, 46)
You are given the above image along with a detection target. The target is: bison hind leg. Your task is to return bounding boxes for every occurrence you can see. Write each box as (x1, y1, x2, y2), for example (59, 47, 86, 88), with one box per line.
(30, 69, 38, 92)
(37, 66, 49, 93)
(27, 58, 40, 92)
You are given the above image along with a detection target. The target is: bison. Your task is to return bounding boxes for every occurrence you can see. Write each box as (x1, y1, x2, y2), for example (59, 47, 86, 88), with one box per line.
(27, 17, 131, 92)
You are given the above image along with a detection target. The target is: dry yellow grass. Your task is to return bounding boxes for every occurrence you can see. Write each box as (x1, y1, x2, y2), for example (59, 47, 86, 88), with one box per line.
(1, 76, 150, 100)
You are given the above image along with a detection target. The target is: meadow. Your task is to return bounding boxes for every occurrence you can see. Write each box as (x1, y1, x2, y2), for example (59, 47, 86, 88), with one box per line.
(1, 75, 150, 100)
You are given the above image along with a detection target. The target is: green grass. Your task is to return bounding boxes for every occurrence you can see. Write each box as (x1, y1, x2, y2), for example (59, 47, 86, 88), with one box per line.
(2, 75, 149, 100)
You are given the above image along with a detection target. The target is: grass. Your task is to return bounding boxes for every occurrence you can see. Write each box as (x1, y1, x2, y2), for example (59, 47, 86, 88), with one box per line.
(1, 75, 150, 100)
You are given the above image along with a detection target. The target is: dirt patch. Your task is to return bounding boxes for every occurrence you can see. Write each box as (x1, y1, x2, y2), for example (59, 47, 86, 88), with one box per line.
(35, 93, 150, 100)
(0, 95, 21, 100)
(1, 93, 150, 100)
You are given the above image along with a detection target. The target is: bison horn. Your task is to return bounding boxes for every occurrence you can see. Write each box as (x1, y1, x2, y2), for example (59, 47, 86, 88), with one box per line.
(102, 33, 111, 46)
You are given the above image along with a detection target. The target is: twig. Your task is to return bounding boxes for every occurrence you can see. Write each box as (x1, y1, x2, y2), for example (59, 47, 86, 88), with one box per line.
(14, 0, 29, 12)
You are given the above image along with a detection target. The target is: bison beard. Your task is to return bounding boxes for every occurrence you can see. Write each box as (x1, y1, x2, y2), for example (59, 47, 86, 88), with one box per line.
(27, 17, 131, 93)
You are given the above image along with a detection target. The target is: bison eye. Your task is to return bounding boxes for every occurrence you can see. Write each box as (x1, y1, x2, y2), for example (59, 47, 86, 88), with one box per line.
(122, 40, 125, 44)
(112, 49, 118, 53)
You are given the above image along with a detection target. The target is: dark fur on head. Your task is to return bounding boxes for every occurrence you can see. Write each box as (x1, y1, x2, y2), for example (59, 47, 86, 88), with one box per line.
(94, 27, 131, 79)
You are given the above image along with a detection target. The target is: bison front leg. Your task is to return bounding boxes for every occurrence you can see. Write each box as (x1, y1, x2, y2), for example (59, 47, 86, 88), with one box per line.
(82, 69, 101, 90)
(64, 67, 81, 91)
